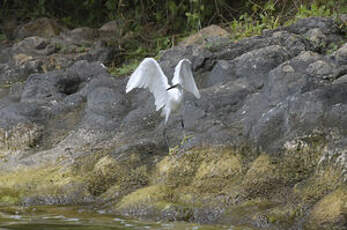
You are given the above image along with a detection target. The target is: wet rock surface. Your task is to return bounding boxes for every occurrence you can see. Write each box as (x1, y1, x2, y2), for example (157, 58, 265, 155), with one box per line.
(0, 16, 346, 229)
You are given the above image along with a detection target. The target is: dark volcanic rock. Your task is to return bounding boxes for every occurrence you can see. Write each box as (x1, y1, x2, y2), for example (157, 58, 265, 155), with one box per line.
(214, 30, 310, 61)
(285, 16, 339, 35)
(0, 60, 108, 130)
(228, 45, 290, 90)
(264, 51, 324, 104)
(60, 27, 100, 46)
(0, 16, 346, 230)
(85, 85, 127, 130)
(285, 17, 345, 53)
(0, 21, 116, 89)
(158, 45, 213, 83)
(0, 16, 344, 161)
(0, 102, 44, 128)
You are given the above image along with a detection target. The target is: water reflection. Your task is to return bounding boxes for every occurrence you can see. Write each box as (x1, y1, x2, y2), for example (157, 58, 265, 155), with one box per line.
(0, 206, 230, 230)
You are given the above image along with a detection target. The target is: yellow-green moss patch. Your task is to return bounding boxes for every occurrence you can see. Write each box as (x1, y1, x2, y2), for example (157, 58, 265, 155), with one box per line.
(0, 164, 88, 205)
(195, 152, 242, 180)
(293, 166, 343, 205)
(0, 141, 344, 228)
(0, 187, 21, 205)
(308, 186, 347, 228)
(241, 154, 281, 198)
(116, 185, 169, 210)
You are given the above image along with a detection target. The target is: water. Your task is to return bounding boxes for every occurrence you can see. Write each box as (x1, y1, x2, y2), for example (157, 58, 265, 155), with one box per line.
(0, 206, 231, 230)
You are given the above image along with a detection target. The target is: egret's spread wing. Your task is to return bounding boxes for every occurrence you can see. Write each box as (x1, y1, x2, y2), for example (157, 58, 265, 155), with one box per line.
(172, 59, 200, 99)
(126, 58, 170, 111)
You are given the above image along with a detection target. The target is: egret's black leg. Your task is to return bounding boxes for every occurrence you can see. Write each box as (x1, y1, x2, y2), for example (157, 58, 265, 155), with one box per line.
(180, 114, 186, 143)
(180, 100, 186, 141)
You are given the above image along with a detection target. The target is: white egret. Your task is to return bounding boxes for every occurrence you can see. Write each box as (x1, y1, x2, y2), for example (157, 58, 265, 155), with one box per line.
(126, 58, 200, 122)
(126, 58, 200, 144)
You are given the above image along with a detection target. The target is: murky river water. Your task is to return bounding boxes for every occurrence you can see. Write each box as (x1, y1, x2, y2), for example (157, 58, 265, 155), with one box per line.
(0, 206, 234, 230)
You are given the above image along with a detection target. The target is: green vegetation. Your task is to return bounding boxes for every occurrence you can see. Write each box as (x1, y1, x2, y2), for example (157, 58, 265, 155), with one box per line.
(108, 34, 176, 76)
(230, 0, 345, 41)
(0, 33, 6, 41)
(230, 1, 280, 41)
(109, 60, 141, 77)
(1, 0, 345, 76)
(294, 2, 332, 19)
(2, 0, 345, 30)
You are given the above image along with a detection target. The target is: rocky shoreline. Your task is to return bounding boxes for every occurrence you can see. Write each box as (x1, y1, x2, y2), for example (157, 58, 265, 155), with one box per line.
(0, 16, 346, 229)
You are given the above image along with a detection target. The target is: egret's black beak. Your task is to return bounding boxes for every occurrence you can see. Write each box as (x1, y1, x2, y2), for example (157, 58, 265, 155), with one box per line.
(167, 84, 178, 91)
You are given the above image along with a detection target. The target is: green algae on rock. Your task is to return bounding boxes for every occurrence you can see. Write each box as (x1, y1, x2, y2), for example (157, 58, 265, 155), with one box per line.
(308, 186, 347, 229)
(0, 142, 346, 229)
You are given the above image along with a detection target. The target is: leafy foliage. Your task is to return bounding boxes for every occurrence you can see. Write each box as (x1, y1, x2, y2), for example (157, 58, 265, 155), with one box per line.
(230, 0, 345, 41)
(0, 33, 6, 41)
(0, 0, 344, 76)
(109, 60, 141, 77)
(1, 0, 345, 29)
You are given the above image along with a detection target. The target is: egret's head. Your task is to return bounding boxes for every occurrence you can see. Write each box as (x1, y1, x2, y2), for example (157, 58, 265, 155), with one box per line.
(167, 84, 182, 91)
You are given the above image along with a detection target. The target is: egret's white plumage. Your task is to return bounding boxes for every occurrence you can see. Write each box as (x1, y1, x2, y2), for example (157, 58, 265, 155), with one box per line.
(126, 58, 200, 123)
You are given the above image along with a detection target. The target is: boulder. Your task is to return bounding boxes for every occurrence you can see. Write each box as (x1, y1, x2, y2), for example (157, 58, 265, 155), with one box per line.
(308, 187, 347, 229)
(178, 25, 230, 48)
(60, 27, 100, 46)
(15, 17, 67, 40)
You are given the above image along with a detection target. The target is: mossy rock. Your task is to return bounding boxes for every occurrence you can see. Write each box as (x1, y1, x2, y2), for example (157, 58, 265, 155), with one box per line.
(266, 205, 297, 227)
(220, 199, 279, 227)
(15, 17, 66, 40)
(156, 147, 244, 187)
(0, 188, 21, 205)
(114, 185, 176, 218)
(194, 151, 242, 180)
(0, 142, 345, 228)
(0, 165, 89, 206)
(293, 166, 343, 205)
(241, 154, 282, 198)
(116, 185, 169, 209)
(307, 186, 347, 229)
(0, 123, 43, 155)
(84, 155, 123, 196)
